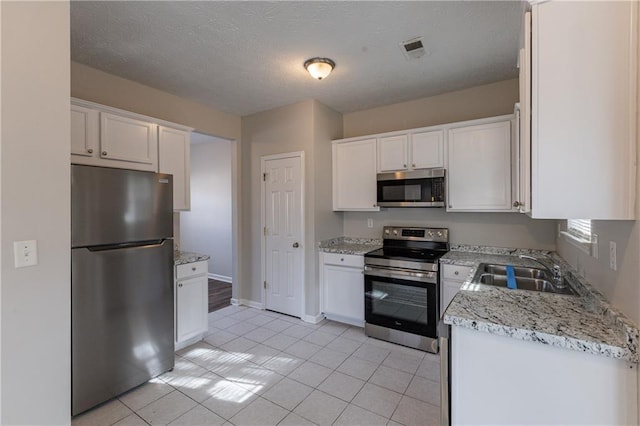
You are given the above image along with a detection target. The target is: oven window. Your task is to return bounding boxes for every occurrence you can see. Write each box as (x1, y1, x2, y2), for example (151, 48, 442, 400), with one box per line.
(369, 280, 428, 325)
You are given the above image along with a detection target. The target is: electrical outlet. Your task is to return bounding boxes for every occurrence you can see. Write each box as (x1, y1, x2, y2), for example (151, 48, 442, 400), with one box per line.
(13, 240, 38, 268)
(591, 234, 598, 259)
(609, 241, 617, 271)
(367, 218, 373, 228)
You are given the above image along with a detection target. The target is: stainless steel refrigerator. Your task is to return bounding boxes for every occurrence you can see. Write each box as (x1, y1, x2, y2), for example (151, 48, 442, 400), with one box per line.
(71, 165, 175, 416)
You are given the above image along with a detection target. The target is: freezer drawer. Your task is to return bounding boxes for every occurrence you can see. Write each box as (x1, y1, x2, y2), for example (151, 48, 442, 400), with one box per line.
(71, 240, 174, 415)
(71, 165, 173, 248)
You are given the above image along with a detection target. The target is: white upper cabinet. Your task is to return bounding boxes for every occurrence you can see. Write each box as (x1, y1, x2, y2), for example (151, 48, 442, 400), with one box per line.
(378, 135, 408, 172)
(377, 130, 444, 172)
(158, 126, 191, 211)
(71, 99, 193, 210)
(410, 130, 444, 169)
(526, 1, 637, 219)
(100, 112, 158, 171)
(333, 138, 380, 211)
(70, 104, 99, 158)
(447, 117, 514, 212)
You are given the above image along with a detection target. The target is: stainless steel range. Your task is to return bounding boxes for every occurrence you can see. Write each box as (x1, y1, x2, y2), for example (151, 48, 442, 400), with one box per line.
(364, 226, 449, 353)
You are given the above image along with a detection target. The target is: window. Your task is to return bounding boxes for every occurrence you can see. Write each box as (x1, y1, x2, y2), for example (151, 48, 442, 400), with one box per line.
(567, 219, 592, 241)
(563, 219, 595, 255)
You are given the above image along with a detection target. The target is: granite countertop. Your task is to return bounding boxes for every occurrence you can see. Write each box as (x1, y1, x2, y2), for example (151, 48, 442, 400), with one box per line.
(174, 250, 210, 265)
(318, 236, 382, 255)
(441, 246, 639, 363)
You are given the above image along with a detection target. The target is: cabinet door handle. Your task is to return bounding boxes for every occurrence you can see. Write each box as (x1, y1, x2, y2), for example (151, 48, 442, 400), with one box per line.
(412, 163, 416, 168)
(513, 201, 521, 208)
(192, 267, 196, 271)
(87, 149, 93, 154)
(403, 164, 407, 168)
(340, 258, 344, 262)
(454, 271, 459, 275)
(178, 283, 183, 288)
(293, 242, 299, 248)
(101, 151, 108, 156)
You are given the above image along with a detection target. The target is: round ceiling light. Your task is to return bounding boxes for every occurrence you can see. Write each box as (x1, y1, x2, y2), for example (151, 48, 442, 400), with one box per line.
(304, 57, 336, 80)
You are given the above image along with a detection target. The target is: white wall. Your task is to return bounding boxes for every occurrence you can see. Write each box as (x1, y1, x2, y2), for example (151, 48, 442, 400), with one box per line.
(1, 2, 70, 424)
(180, 133, 233, 280)
(344, 210, 556, 250)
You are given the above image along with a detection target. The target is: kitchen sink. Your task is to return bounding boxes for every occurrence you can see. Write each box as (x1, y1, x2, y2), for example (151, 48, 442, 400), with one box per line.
(472, 263, 577, 296)
(481, 264, 549, 280)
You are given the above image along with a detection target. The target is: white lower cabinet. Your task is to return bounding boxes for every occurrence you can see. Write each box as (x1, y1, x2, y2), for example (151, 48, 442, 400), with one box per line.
(320, 252, 365, 327)
(451, 326, 638, 425)
(440, 264, 472, 315)
(175, 260, 208, 350)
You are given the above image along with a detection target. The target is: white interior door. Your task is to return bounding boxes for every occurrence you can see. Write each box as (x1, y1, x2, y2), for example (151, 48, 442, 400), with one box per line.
(263, 154, 303, 317)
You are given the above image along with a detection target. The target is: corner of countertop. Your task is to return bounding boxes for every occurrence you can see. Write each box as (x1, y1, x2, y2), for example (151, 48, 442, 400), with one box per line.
(174, 250, 211, 265)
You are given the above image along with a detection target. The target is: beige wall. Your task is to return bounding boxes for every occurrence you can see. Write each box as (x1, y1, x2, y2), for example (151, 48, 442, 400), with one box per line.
(340, 78, 557, 250)
(1, 2, 71, 424)
(240, 100, 342, 317)
(343, 78, 519, 138)
(345, 210, 557, 250)
(71, 61, 241, 141)
(558, 221, 639, 324)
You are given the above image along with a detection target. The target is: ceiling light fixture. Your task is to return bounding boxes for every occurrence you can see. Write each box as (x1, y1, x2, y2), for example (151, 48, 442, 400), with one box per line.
(304, 57, 335, 80)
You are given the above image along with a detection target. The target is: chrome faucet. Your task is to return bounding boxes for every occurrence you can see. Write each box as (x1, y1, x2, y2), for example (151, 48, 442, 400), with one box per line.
(518, 254, 565, 288)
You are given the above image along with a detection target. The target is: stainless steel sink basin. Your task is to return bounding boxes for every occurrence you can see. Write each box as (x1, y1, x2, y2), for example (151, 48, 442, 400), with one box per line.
(472, 263, 577, 296)
(482, 264, 549, 280)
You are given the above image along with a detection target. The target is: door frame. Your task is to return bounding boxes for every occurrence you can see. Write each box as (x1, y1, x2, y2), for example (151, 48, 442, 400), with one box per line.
(260, 151, 306, 318)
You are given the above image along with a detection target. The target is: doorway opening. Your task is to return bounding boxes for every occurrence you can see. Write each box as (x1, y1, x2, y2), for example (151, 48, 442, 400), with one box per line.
(179, 131, 235, 312)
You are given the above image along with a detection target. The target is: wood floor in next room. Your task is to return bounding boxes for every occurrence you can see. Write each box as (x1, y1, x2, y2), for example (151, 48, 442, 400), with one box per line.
(209, 279, 232, 313)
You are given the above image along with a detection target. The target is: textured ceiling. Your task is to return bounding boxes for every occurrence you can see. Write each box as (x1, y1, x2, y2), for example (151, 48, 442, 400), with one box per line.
(71, 1, 524, 116)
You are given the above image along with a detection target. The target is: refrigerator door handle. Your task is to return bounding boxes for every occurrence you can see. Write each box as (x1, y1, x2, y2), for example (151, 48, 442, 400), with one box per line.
(86, 239, 168, 252)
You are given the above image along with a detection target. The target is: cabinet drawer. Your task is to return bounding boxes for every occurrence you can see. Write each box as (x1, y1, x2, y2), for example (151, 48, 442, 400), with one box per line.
(442, 264, 473, 281)
(322, 252, 364, 268)
(176, 260, 208, 279)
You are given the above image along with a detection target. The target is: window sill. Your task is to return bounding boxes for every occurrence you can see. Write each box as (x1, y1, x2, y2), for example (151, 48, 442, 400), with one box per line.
(560, 231, 593, 255)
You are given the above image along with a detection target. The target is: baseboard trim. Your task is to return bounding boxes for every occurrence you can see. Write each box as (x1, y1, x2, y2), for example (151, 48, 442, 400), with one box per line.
(303, 313, 325, 324)
(231, 298, 264, 310)
(208, 273, 232, 283)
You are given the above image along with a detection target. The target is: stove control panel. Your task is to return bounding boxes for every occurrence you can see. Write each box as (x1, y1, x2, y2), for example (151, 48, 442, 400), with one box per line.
(383, 226, 449, 242)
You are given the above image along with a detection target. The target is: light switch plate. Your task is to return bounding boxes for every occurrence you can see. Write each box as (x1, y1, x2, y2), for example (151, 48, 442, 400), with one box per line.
(14, 240, 38, 268)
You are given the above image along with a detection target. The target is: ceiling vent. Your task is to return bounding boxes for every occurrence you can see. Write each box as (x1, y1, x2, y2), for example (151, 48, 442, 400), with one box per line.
(400, 37, 426, 61)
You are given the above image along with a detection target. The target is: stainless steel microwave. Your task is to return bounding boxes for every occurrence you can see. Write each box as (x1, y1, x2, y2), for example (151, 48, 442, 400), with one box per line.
(376, 169, 445, 207)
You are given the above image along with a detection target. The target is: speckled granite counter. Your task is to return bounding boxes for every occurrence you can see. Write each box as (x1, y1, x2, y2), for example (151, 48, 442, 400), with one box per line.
(441, 246, 639, 362)
(174, 250, 210, 265)
(318, 237, 382, 255)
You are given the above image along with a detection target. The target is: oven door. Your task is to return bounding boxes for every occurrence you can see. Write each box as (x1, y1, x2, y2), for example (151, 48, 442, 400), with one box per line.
(364, 266, 438, 338)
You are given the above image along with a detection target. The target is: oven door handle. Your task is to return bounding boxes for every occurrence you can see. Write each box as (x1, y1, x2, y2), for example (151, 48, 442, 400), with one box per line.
(364, 265, 436, 282)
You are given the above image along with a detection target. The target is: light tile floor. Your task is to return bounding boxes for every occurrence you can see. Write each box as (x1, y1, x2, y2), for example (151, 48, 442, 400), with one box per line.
(72, 305, 441, 426)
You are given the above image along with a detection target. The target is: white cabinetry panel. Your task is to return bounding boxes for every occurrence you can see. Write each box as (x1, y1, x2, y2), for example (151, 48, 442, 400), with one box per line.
(410, 130, 443, 169)
(447, 119, 513, 212)
(100, 112, 158, 170)
(529, 1, 637, 219)
(320, 252, 365, 327)
(332, 138, 379, 211)
(378, 135, 408, 172)
(70, 104, 98, 159)
(159, 126, 191, 211)
(175, 260, 208, 350)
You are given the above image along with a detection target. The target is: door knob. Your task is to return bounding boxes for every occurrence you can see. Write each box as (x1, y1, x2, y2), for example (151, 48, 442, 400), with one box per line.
(293, 242, 299, 248)
(102, 151, 108, 156)
(87, 148, 93, 154)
